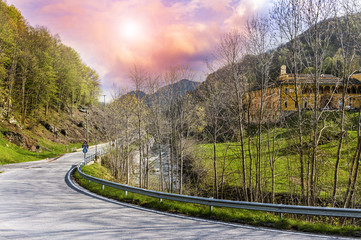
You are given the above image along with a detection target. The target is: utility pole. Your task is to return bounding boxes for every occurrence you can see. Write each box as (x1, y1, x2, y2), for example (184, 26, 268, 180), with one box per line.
(95, 136, 97, 160)
(86, 109, 89, 144)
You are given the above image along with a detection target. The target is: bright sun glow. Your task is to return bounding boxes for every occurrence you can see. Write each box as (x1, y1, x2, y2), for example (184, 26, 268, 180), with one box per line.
(121, 20, 142, 40)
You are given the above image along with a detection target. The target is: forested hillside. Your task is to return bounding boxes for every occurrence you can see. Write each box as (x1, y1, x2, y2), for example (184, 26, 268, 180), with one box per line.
(0, 1, 101, 125)
(0, 1, 103, 163)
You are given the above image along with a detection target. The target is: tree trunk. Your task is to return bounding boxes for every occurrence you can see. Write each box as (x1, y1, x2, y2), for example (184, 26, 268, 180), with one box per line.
(6, 57, 17, 118)
(168, 137, 172, 192)
(344, 136, 361, 208)
(247, 98, 253, 202)
(179, 134, 183, 194)
(213, 135, 218, 199)
(138, 117, 142, 188)
(126, 117, 130, 185)
(170, 133, 174, 193)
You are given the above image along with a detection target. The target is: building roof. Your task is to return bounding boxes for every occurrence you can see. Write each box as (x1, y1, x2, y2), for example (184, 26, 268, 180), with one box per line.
(277, 73, 361, 86)
(249, 72, 361, 92)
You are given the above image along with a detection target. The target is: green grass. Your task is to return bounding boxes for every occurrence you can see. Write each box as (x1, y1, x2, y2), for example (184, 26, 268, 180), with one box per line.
(74, 162, 361, 237)
(0, 130, 81, 165)
(194, 117, 361, 201)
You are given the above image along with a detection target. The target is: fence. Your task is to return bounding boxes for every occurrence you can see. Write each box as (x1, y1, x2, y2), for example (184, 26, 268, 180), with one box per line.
(77, 152, 361, 219)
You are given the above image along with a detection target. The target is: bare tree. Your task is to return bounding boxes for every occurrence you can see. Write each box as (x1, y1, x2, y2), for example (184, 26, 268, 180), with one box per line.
(145, 74, 165, 191)
(301, 0, 336, 205)
(332, 0, 361, 207)
(172, 67, 196, 194)
(203, 80, 228, 198)
(129, 64, 147, 188)
(245, 15, 275, 201)
(272, 0, 307, 203)
(120, 91, 137, 184)
(210, 30, 249, 200)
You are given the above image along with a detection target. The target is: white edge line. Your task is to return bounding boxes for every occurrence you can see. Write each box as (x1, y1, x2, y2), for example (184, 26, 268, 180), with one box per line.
(66, 166, 351, 240)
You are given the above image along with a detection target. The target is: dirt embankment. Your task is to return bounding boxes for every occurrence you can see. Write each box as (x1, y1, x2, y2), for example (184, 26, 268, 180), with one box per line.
(0, 106, 108, 151)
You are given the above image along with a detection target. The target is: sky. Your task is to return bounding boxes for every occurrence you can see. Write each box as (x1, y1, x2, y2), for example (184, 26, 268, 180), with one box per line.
(8, 0, 272, 100)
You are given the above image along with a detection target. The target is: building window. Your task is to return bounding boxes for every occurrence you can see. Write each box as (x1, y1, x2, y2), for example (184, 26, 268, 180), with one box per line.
(284, 97, 288, 109)
(285, 88, 288, 94)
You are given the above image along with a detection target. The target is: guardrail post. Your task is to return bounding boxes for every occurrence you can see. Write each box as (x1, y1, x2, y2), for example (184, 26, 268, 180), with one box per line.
(209, 197, 213, 211)
(279, 203, 283, 219)
(160, 198, 162, 202)
(102, 185, 104, 190)
(125, 191, 128, 196)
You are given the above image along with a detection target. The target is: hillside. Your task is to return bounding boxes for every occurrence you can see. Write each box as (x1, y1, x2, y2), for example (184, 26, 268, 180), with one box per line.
(119, 79, 200, 105)
(0, 1, 103, 164)
(0, 105, 107, 164)
(146, 79, 200, 104)
(193, 13, 361, 100)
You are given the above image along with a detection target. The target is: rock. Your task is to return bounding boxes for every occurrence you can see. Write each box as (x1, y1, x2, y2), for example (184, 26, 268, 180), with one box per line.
(3, 131, 26, 148)
(77, 121, 84, 128)
(9, 117, 19, 127)
(60, 129, 67, 136)
(44, 123, 58, 134)
(78, 107, 87, 113)
(0, 107, 6, 118)
(30, 145, 37, 152)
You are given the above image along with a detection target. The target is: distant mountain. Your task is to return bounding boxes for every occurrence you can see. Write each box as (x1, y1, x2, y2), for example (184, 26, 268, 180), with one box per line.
(158, 79, 200, 97)
(147, 79, 200, 104)
(117, 79, 200, 106)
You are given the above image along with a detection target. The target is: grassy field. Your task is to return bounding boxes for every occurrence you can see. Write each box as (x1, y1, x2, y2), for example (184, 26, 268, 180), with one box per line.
(0, 130, 82, 165)
(74, 162, 361, 237)
(193, 111, 361, 204)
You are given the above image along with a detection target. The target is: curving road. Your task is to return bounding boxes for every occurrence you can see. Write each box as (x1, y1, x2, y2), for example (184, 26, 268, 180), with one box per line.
(0, 148, 350, 239)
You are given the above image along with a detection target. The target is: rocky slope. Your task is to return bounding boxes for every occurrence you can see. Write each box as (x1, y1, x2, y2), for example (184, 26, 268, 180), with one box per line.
(0, 105, 107, 152)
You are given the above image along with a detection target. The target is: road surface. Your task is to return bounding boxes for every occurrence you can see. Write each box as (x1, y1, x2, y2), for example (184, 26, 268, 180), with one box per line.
(0, 147, 351, 239)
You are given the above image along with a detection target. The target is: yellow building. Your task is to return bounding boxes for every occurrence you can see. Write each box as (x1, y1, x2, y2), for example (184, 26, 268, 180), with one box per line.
(247, 66, 361, 123)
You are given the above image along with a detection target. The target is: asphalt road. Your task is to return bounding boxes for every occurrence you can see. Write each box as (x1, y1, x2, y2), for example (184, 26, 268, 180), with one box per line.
(0, 148, 352, 239)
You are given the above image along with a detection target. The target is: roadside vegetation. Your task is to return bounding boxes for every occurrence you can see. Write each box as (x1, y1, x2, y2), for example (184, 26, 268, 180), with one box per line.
(0, 129, 81, 165)
(190, 111, 361, 205)
(74, 162, 361, 237)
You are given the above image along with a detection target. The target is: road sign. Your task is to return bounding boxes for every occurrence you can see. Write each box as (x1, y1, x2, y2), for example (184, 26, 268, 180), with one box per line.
(82, 141, 89, 149)
(82, 147, 88, 153)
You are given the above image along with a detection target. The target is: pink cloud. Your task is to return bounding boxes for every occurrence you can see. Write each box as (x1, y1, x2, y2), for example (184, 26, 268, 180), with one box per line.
(9, 0, 270, 90)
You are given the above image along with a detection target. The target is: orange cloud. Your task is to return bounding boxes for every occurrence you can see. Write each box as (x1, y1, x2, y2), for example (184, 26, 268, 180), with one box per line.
(10, 0, 270, 90)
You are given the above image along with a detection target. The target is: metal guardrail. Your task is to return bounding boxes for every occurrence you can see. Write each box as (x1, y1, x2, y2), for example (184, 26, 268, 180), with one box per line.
(77, 153, 361, 219)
